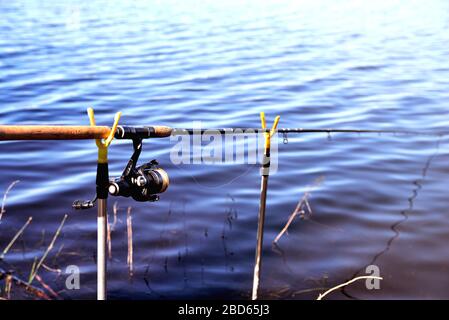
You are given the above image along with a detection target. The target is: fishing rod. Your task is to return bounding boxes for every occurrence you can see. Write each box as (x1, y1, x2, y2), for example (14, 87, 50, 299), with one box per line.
(1, 125, 448, 140)
(0, 112, 447, 300)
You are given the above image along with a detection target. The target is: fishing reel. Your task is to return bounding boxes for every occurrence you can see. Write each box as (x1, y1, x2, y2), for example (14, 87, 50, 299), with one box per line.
(108, 160, 169, 202)
(108, 138, 169, 202)
(73, 138, 169, 210)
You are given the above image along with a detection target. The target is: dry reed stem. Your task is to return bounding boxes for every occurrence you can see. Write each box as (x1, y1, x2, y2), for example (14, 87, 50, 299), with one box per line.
(0, 216, 32, 260)
(29, 257, 37, 283)
(273, 176, 324, 244)
(107, 213, 112, 260)
(316, 276, 383, 300)
(112, 201, 119, 230)
(35, 274, 60, 299)
(127, 207, 133, 277)
(28, 214, 68, 284)
(0, 180, 20, 221)
(4, 273, 12, 299)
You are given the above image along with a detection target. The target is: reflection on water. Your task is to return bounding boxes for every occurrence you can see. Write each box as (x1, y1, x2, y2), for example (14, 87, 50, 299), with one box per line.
(1, 0, 449, 299)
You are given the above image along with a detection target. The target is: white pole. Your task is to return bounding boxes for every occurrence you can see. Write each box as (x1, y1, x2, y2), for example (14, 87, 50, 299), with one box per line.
(97, 198, 107, 300)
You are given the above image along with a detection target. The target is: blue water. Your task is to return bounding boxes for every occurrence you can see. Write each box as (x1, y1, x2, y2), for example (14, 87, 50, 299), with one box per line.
(1, 0, 449, 299)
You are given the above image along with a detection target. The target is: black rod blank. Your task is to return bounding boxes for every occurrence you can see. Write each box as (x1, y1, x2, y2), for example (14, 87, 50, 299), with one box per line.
(171, 128, 449, 137)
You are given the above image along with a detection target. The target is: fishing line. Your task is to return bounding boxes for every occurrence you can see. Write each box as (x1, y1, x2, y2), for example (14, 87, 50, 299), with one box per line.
(341, 137, 442, 299)
(172, 162, 258, 189)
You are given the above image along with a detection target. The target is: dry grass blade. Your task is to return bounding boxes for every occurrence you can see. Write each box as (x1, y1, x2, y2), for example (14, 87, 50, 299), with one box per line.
(273, 176, 324, 244)
(316, 276, 383, 300)
(0, 216, 32, 260)
(0, 180, 20, 221)
(28, 214, 68, 284)
(127, 207, 133, 277)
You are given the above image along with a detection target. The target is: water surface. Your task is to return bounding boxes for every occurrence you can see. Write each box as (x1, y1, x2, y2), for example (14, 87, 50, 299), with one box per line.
(1, 0, 449, 299)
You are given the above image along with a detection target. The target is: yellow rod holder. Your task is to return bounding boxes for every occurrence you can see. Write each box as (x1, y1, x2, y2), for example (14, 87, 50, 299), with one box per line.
(260, 112, 280, 152)
(87, 107, 121, 163)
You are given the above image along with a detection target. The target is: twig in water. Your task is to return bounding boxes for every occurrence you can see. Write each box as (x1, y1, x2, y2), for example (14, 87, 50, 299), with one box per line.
(28, 214, 68, 284)
(35, 274, 60, 299)
(42, 263, 61, 274)
(127, 207, 133, 277)
(0, 216, 33, 260)
(0, 180, 20, 221)
(273, 207, 305, 244)
(316, 276, 383, 300)
(273, 176, 324, 244)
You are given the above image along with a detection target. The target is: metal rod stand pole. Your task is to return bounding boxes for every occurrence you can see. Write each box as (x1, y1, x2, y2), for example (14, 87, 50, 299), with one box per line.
(97, 198, 107, 300)
(251, 112, 279, 300)
(87, 108, 120, 301)
(252, 173, 269, 300)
